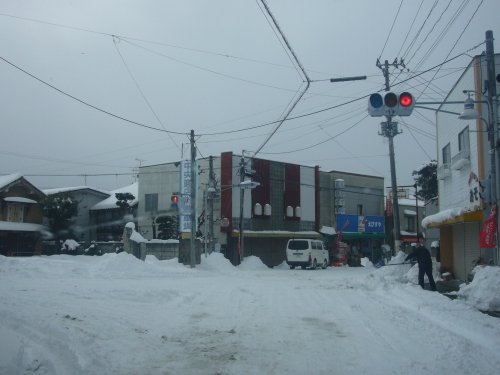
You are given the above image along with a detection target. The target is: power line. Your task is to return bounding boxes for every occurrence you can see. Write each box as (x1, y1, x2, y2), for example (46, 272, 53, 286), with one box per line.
(1, 43, 484, 142)
(0, 55, 188, 135)
(0, 11, 337, 78)
(258, 115, 367, 155)
(378, 0, 405, 59)
(112, 36, 182, 152)
(252, 0, 311, 157)
(417, 0, 483, 98)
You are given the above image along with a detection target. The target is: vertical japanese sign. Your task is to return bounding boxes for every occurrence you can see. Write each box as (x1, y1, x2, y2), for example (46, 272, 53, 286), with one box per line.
(468, 171, 481, 210)
(179, 159, 197, 233)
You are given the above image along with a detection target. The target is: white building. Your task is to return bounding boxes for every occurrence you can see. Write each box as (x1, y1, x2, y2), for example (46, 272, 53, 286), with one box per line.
(423, 51, 499, 281)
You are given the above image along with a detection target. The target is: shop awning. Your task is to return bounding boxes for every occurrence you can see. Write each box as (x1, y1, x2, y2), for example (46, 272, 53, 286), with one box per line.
(422, 207, 483, 229)
(230, 230, 320, 238)
(338, 232, 385, 240)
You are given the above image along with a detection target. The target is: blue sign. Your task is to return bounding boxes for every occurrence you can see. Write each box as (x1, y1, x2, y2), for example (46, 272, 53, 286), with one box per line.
(363, 216, 385, 233)
(336, 215, 384, 233)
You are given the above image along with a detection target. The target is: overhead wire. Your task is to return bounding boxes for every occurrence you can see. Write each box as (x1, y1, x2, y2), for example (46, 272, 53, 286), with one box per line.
(112, 36, 182, 152)
(257, 115, 368, 155)
(411, 0, 470, 73)
(395, 0, 425, 58)
(405, 0, 454, 67)
(251, 0, 311, 157)
(0, 12, 335, 77)
(378, 0, 405, 59)
(0, 55, 187, 135)
(417, 0, 483, 99)
(401, 0, 439, 60)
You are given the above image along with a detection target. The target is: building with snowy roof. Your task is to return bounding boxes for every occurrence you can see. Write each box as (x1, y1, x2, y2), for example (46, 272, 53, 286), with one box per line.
(0, 173, 48, 256)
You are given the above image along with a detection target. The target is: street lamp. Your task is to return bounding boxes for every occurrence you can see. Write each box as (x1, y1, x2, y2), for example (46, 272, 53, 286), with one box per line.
(459, 92, 482, 120)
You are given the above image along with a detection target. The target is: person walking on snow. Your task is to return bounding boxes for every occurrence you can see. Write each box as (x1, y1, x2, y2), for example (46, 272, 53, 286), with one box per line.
(405, 243, 437, 291)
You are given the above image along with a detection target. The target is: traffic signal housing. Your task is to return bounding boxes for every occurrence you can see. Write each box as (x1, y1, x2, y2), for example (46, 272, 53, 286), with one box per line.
(170, 193, 179, 209)
(368, 92, 415, 117)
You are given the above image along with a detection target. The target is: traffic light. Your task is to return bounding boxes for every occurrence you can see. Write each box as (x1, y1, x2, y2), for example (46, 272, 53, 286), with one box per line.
(170, 193, 179, 209)
(398, 92, 414, 116)
(368, 93, 385, 116)
(367, 92, 414, 117)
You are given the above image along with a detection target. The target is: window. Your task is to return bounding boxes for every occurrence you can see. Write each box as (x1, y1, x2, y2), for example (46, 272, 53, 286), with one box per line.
(357, 204, 363, 216)
(288, 240, 308, 250)
(406, 215, 415, 232)
(6, 203, 24, 222)
(458, 126, 470, 152)
(442, 143, 451, 166)
(145, 193, 158, 212)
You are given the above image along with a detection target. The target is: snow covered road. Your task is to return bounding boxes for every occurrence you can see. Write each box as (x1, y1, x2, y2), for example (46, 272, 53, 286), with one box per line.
(1, 253, 499, 374)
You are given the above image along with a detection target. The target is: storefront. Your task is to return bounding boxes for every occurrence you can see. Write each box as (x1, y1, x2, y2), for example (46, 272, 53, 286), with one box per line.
(336, 214, 385, 262)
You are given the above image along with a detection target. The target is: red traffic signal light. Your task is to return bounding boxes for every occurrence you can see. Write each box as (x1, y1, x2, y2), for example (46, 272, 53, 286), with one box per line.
(398, 92, 414, 116)
(170, 194, 179, 208)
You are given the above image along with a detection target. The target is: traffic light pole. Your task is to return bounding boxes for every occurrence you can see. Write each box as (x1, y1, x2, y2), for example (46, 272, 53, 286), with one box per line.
(377, 59, 404, 254)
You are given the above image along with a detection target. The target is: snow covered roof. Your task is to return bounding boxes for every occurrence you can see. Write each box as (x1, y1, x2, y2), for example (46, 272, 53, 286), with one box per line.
(3, 197, 38, 204)
(398, 196, 425, 207)
(422, 207, 482, 229)
(404, 209, 416, 216)
(91, 182, 138, 210)
(0, 220, 47, 232)
(319, 226, 336, 236)
(0, 173, 46, 198)
(43, 186, 110, 196)
(0, 173, 22, 189)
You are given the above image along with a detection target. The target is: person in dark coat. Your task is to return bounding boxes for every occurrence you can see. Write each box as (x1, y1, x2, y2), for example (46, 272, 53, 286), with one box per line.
(405, 243, 437, 291)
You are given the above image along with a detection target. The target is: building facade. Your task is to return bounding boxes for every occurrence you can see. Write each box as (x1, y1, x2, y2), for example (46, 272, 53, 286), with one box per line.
(423, 52, 499, 281)
(44, 186, 110, 244)
(136, 153, 385, 266)
(0, 174, 47, 256)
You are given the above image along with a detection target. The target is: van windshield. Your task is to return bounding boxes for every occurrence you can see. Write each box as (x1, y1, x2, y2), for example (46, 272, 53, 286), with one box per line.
(288, 240, 309, 250)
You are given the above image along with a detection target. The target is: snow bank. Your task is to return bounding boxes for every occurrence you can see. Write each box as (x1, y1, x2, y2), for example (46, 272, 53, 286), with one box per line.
(198, 252, 236, 273)
(457, 266, 500, 311)
(238, 255, 270, 271)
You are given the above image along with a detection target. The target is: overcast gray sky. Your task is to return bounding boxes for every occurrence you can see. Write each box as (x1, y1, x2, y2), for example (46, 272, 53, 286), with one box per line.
(1, 0, 499, 191)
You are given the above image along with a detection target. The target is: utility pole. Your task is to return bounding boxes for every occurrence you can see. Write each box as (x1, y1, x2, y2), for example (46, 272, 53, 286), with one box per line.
(485, 30, 500, 264)
(376, 58, 404, 254)
(238, 155, 245, 264)
(208, 155, 215, 255)
(190, 130, 196, 268)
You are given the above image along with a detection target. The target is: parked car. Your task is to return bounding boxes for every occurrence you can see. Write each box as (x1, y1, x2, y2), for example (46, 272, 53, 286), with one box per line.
(286, 239, 329, 269)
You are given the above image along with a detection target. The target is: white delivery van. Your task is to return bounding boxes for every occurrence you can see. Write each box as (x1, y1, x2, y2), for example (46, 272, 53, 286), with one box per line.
(286, 239, 329, 269)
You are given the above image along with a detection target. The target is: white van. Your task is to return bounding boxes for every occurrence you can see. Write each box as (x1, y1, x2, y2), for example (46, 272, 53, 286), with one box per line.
(286, 239, 329, 269)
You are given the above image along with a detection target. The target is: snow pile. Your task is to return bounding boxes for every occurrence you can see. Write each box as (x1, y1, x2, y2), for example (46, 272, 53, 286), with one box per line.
(372, 251, 441, 287)
(61, 239, 80, 251)
(238, 255, 269, 271)
(198, 252, 236, 273)
(457, 266, 500, 311)
(360, 257, 373, 267)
